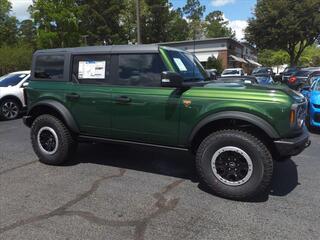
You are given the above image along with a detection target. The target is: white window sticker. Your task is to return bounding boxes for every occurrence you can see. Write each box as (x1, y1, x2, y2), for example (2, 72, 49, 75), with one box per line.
(173, 58, 187, 72)
(78, 61, 106, 79)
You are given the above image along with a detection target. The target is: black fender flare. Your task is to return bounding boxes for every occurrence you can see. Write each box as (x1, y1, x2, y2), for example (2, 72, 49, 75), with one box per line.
(188, 111, 280, 145)
(27, 100, 79, 133)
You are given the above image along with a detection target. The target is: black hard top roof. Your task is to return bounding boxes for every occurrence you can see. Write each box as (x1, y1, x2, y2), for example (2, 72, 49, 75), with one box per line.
(34, 44, 165, 55)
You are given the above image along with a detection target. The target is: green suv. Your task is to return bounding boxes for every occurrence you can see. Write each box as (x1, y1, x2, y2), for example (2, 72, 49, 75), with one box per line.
(23, 45, 310, 200)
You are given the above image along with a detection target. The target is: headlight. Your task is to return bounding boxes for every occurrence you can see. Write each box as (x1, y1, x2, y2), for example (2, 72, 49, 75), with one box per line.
(290, 102, 307, 128)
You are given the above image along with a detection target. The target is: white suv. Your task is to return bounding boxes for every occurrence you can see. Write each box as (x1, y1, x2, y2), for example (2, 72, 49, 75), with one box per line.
(0, 71, 30, 120)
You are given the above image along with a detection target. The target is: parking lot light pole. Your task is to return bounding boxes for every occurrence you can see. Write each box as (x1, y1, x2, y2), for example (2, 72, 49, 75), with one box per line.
(136, 0, 141, 44)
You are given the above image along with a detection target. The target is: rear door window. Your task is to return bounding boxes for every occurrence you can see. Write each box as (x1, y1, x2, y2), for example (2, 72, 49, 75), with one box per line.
(72, 55, 109, 84)
(34, 55, 65, 80)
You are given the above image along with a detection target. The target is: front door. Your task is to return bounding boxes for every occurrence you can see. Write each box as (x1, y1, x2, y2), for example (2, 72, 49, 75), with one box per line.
(66, 54, 112, 137)
(110, 54, 181, 145)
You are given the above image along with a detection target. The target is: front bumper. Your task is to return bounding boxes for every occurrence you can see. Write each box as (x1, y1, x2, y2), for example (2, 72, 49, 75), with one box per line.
(310, 105, 320, 127)
(274, 127, 311, 157)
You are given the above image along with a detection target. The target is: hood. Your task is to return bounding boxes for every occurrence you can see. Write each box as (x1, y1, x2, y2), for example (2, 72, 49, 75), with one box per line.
(201, 82, 305, 103)
(311, 91, 320, 104)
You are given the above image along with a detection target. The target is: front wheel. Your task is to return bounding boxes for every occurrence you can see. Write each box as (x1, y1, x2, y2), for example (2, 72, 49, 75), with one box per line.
(196, 129, 273, 200)
(31, 114, 77, 165)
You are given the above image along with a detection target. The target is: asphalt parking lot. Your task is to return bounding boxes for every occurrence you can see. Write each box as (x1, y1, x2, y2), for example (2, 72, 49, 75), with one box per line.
(0, 119, 319, 240)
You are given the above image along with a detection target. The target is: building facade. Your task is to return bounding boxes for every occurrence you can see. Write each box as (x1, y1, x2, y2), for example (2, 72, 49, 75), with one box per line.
(161, 37, 261, 74)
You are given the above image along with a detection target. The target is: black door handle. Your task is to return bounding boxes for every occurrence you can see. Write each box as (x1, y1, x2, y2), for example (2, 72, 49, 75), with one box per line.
(66, 93, 80, 100)
(115, 96, 131, 103)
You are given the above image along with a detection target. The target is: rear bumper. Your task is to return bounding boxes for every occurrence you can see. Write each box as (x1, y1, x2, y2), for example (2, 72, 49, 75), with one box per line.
(274, 127, 311, 157)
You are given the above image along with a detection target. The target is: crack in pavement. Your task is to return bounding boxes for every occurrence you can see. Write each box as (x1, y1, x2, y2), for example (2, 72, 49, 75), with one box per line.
(0, 168, 126, 234)
(60, 179, 185, 240)
(0, 171, 184, 240)
(0, 160, 38, 175)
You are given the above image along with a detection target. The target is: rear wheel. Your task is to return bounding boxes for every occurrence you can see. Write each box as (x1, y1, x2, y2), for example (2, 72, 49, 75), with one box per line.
(196, 129, 273, 200)
(0, 99, 20, 120)
(31, 114, 77, 165)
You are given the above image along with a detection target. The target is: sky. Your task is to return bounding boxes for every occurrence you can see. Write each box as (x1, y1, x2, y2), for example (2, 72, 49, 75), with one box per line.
(9, 0, 256, 40)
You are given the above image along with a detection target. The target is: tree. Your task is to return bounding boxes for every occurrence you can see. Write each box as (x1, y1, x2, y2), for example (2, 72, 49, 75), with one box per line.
(204, 11, 234, 38)
(245, 0, 320, 67)
(167, 8, 189, 42)
(299, 44, 320, 66)
(18, 19, 36, 46)
(76, 0, 126, 45)
(0, 0, 18, 46)
(29, 0, 82, 48)
(142, 0, 172, 43)
(183, 0, 206, 39)
(206, 56, 223, 73)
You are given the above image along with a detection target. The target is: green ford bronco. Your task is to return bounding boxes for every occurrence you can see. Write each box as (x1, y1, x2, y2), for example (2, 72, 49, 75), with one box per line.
(23, 45, 310, 200)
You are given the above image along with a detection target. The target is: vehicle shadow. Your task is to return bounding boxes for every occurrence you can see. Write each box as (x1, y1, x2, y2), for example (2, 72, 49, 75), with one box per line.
(66, 143, 298, 202)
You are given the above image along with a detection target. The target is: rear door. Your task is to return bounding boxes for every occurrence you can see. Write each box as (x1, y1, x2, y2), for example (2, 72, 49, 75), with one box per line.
(110, 53, 181, 145)
(66, 54, 112, 137)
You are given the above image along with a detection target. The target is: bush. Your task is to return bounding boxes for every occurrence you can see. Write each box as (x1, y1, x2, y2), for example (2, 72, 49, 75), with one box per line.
(206, 56, 223, 73)
(0, 44, 33, 76)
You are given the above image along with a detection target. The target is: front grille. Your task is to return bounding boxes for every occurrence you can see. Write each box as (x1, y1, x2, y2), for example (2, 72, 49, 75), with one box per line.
(314, 113, 320, 123)
(313, 103, 320, 109)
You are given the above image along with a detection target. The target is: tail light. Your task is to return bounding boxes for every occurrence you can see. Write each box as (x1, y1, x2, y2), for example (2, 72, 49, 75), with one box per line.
(288, 76, 297, 84)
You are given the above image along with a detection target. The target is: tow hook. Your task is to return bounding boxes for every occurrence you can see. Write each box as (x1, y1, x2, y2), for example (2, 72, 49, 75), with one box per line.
(305, 140, 311, 148)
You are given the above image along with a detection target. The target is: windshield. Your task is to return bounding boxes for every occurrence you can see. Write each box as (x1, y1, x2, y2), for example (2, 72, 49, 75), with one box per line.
(283, 67, 298, 74)
(252, 68, 268, 74)
(312, 80, 320, 91)
(165, 49, 208, 82)
(222, 69, 240, 75)
(0, 73, 28, 87)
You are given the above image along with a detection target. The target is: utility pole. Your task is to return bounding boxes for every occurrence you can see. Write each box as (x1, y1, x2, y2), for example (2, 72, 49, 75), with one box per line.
(136, 0, 141, 44)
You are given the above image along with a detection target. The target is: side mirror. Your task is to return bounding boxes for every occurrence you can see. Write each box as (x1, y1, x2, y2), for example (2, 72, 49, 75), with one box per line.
(21, 82, 29, 88)
(161, 71, 183, 88)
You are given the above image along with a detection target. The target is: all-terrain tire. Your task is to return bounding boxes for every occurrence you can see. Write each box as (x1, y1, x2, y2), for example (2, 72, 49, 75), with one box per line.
(31, 114, 77, 165)
(196, 129, 273, 200)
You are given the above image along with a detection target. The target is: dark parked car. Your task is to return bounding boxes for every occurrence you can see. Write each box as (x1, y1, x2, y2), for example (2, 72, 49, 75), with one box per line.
(252, 67, 274, 77)
(307, 70, 320, 85)
(287, 68, 320, 90)
(282, 67, 300, 83)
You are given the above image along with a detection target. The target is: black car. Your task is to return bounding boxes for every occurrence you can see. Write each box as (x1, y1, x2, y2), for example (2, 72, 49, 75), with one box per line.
(287, 67, 320, 90)
(282, 67, 300, 83)
(252, 67, 274, 77)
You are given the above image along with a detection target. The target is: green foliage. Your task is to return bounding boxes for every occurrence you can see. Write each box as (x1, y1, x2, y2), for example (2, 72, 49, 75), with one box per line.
(245, 0, 320, 66)
(18, 19, 36, 46)
(76, 0, 126, 45)
(0, 0, 18, 46)
(0, 44, 33, 75)
(167, 8, 189, 42)
(204, 11, 235, 38)
(206, 56, 223, 73)
(299, 44, 320, 66)
(258, 49, 289, 67)
(183, 0, 206, 39)
(29, 0, 83, 48)
(142, 0, 172, 43)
